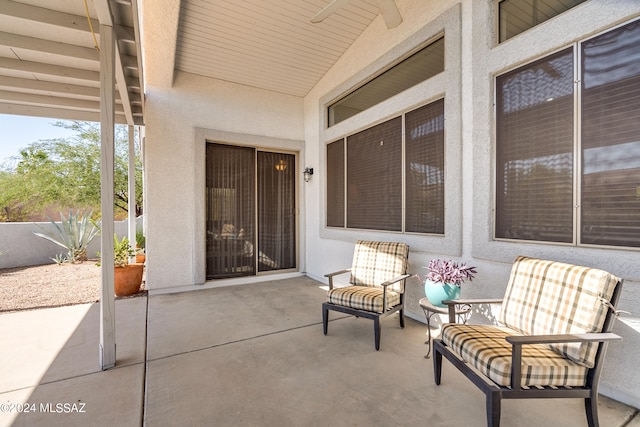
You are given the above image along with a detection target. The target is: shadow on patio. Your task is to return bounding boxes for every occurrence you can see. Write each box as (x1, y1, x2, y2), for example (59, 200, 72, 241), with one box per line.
(0, 277, 638, 426)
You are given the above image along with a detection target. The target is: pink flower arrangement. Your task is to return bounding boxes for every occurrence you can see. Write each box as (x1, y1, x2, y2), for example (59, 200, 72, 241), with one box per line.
(424, 259, 477, 287)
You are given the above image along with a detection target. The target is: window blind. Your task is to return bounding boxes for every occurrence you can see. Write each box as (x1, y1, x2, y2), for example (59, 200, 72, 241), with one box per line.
(346, 116, 403, 231)
(205, 143, 255, 279)
(257, 151, 296, 271)
(326, 139, 345, 227)
(405, 99, 445, 234)
(580, 20, 640, 248)
(495, 48, 574, 243)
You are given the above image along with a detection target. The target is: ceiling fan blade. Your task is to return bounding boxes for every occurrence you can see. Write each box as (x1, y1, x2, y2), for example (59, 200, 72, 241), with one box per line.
(376, 0, 402, 28)
(311, 0, 351, 23)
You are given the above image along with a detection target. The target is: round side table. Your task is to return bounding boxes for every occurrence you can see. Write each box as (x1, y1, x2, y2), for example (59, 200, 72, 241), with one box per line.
(419, 297, 471, 358)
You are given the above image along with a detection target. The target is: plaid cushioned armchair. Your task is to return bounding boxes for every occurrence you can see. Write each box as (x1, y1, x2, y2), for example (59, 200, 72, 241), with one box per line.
(323, 240, 410, 350)
(433, 256, 624, 427)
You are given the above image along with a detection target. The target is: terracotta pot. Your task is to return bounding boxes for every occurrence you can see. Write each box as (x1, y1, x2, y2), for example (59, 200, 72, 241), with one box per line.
(136, 253, 146, 264)
(114, 263, 144, 297)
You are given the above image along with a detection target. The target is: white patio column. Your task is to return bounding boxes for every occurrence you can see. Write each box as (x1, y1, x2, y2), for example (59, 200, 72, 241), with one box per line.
(128, 125, 137, 261)
(99, 22, 116, 370)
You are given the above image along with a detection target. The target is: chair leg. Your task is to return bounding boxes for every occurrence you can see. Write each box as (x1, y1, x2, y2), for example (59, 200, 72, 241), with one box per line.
(433, 346, 443, 385)
(374, 316, 381, 350)
(486, 392, 501, 427)
(322, 304, 329, 336)
(585, 394, 599, 427)
(399, 308, 405, 328)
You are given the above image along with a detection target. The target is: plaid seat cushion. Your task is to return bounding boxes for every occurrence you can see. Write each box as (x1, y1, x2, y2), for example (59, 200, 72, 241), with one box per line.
(349, 241, 409, 292)
(441, 324, 589, 387)
(498, 256, 619, 368)
(327, 286, 401, 313)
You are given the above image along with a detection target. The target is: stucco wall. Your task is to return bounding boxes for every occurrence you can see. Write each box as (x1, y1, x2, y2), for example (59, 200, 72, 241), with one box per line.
(141, 0, 640, 408)
(0, 219, 136, 269)
(143, 72, 304, 291)
(301, 0, 640, 408)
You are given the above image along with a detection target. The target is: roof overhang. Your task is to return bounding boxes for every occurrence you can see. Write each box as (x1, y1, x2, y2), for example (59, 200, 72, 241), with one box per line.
(0, 0, 145, 126)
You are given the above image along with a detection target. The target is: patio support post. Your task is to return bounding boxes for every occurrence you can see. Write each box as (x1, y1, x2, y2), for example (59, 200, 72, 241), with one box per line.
(99, 22, 116, 370)
(128, 125, 137, 261)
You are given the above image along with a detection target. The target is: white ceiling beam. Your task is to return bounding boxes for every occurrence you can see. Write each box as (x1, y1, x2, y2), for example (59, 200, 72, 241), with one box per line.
(0, 75, 117, 100)
(0, 89, 125, 113)
(0, 102, 129, 124)
(0, 1, 96, 34)
(129, 0, 145, 121)
(0, 32, 98, 62)
(0, 1, 134, 43)
(0, 57, 99, 83)
(93, 0, 134, 125)
(141, 0, 180, 88)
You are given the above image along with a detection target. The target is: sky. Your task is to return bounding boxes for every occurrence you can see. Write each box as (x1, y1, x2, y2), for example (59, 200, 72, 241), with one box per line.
(0, 114, 77, 164)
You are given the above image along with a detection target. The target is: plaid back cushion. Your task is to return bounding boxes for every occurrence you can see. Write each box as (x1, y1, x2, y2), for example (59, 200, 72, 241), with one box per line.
(349, 241, 409, 290)
(499, 256, 620, 368)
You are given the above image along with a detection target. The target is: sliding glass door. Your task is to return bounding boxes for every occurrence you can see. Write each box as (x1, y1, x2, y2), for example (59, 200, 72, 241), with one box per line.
(257, 151, 296, 272)
(206, 144, 296, 279)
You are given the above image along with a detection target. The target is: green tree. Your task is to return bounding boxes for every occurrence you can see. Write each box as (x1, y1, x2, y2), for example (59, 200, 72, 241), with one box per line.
(0, 121, 143, 222)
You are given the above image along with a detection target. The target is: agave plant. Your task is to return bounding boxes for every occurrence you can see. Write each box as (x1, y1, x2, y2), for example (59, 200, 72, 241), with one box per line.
(33, 210, 100, 263)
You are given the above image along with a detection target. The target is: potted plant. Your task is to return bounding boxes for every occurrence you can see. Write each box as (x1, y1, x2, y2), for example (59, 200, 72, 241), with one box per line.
(135, 229, 146, 264)
(113, 235, 144, 297)
(419, 259, 477, 307)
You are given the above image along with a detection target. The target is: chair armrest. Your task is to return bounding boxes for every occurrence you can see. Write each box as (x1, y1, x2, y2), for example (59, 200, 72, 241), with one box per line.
(324, 269, 351, 278)
(441, 298, 504, 323)
(381, 274, 411, 287)
(379, 274, 411, 313)
(324, 268, 351, 290)
(506, 332, 621, 389)
(506, 332, 622, 345)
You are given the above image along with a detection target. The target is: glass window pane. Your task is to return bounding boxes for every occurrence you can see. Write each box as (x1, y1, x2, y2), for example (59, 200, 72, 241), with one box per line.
(205, 144, 255, 279)
(581, 20, 640, 248)
(326, 139, 345, 227)
(346, 117, 403, 231)
(405, 99, 445, 234)
(499, 0, 587, 43)
(328, 37, 444, 126)
(495, 48, 574, 243)
(257, 152, 296, 271)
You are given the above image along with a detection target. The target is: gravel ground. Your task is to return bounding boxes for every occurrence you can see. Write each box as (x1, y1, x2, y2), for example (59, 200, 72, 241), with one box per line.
(0, 261, 145, 313)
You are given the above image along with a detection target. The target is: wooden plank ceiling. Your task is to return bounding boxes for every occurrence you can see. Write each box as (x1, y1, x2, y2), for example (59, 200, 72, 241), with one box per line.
(175, 0, 383, 97)
(0, 0, 144, 125)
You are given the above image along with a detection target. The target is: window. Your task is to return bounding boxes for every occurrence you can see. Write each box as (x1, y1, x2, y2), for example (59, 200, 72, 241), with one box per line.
(406, 100, 445, 234)
(326, 139, 345, 227)
(328, 37, 444, 127)
(347, 117, 403, 230)
(327, 100, 445, 233)
(498, 0, 587, 43)
(495, 19, 640, 248)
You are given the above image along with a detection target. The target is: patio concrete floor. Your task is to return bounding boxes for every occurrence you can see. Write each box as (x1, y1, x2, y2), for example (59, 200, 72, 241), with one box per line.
(0, 276, 638, 427)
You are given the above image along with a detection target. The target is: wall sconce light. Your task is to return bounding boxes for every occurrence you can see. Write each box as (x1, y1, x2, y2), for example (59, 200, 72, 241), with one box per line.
(303, 167, 314, 183)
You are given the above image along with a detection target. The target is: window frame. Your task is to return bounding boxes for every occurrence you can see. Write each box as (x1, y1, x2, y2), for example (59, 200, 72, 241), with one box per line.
(496, 0, 588, 44)
(318, 4, 463, 257)
(493, 17, 640, 251)
(326, 99, 446, 235)
(327, 36, 445, 127)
